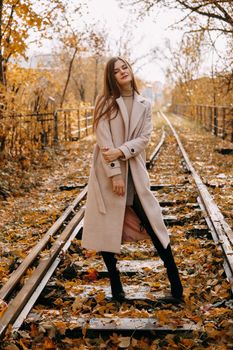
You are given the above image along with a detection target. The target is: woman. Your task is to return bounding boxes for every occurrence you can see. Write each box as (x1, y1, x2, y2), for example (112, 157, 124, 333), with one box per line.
(82, 57, 183, 302)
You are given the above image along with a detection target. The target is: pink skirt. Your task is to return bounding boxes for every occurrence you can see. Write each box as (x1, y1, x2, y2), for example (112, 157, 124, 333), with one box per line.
(122, 206, 150, 242)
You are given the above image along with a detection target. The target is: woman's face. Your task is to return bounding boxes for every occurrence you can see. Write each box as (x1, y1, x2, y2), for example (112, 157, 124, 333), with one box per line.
(113, 59, 132, 88)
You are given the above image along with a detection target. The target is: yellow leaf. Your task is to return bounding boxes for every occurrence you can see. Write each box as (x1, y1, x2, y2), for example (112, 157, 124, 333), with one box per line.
(43, 337, 56, 349)
(19, 339, 30, 350)
(118, 337, 131, 348)
(0, 299, 8, 317)
(95, 290, 106, 302)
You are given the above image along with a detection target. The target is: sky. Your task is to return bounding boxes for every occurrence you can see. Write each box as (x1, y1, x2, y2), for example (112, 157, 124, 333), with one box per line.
(28, 0, 185, 83)
(27, 0, 227, 84)
(84, 0, 184, 82)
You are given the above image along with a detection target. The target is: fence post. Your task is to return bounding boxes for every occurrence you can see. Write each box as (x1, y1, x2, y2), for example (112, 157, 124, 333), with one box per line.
(40, 115, 48, 150)
(41, 130, 48, 149)
(213, 107, 218, 136)
(205, 106, 208, 128)
(68, 111, 72, 141)
(231, 110, 233, 142)
(208, 106, 211, 131)
(53, 111, 59, 145)
(0, 135, 5, 153)
(64, 111, 67, 141)
(77, 108, 80, 139)
(85, 108, 88, 136)
(222, 108, 226, 139)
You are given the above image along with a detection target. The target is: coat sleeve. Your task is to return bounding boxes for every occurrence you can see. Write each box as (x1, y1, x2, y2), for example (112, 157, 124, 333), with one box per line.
(95, 116, 122, 178)
(118, 102, 152, 160)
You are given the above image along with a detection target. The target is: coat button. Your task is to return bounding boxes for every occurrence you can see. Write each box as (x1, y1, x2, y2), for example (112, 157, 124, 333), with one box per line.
(131, 148, 135, 153)
(110, 162, 115, 167)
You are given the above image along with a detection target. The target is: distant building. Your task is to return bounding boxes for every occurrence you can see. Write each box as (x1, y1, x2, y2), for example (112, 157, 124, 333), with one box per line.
(14, 53, 58, 70)
(142, 81, 164, 106)
(28, 54, 58, 69)
(142, 83, 154, 102)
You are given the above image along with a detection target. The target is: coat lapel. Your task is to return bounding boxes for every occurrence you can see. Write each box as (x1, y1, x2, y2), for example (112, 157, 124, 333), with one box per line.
(129, 93, 146, 138)
(116, 96, 129, 140)
(116, 93, 146, 140)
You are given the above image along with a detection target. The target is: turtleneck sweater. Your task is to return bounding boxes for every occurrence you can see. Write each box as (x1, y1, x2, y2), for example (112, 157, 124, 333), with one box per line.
(121, 92, 135, 206)
(122, 95, 133, 120)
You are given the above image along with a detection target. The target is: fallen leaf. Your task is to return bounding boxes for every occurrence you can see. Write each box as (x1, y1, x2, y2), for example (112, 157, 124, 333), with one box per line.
(43, 337, 57, 349)
(118, 336, 131, 348)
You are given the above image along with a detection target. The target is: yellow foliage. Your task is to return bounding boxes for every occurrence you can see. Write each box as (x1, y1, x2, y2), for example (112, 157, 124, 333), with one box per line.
(0, 0, 64, 87)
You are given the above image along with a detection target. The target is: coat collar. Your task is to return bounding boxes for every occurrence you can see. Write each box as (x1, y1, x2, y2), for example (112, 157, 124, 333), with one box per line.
(116, 92, 146, 139)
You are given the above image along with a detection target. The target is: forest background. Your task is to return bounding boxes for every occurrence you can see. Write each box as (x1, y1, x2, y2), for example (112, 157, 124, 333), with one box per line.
(0, 0, 232, 164)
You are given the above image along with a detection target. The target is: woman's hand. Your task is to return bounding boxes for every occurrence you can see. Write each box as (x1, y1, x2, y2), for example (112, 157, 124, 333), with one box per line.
(112, 174, 125, 196)
(102, 148, 123, 163)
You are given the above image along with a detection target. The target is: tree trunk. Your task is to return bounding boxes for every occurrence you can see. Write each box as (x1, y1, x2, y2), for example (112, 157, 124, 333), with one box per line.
(60, 47, 78, 108)
(79, 82, 85, 101)
(0, 0, 5, 85)
(93, 56, 99, 104)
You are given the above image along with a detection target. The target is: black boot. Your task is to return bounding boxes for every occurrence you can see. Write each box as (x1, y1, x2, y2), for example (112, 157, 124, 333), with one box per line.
(163, 246, 183, 300)
(101, 251, 125, 302)
(149, 237, 183, 300)
(131, 195, 183, 301)
(167, 265, 183, 299)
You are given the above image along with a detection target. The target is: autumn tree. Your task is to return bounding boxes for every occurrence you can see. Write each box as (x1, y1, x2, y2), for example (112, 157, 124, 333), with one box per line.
(120, 1, 233, 79)
(113, 19, 154, 75)
(59, 33, 87, 108)
(51, 2, 104, 107)
(0, 0, 64, 86)
(163, 32, 204, 104)
(5, 63, 58, 112)
(71, 57, 89, 102)
(58, 20, 108, 106)
(88, 30, 108, 103)
(120, 0, 233, 31)
(168, 33, 204, 83)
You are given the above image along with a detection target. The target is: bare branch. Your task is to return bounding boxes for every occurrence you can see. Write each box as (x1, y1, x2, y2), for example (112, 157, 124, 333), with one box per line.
(176, 0, 233, 27)
(212, 0, 233, 26)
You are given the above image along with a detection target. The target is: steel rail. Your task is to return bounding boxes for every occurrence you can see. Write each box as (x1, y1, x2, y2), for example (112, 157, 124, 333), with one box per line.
(0, 186, 87, 301)
(0, 209, 85, 337)
(146, 127, 166, 169)
(0, 127, 167, 338)
(160, 111, 233, 291)
(12, 220, 84, 332)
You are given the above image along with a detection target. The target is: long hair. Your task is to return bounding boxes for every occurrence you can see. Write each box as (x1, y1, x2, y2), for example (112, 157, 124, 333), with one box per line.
(93, 56, 139, 129)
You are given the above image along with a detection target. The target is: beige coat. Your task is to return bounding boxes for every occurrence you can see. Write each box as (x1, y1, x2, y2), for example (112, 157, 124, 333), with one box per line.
(81, 93, 170, 253)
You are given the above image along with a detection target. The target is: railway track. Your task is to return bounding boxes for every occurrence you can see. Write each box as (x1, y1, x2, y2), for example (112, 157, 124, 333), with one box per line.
(0, 111, 232, 347)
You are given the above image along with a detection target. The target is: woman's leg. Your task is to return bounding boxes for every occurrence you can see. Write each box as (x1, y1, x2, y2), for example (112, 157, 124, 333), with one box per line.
(132, 194, 183, 299)
(101, 251, 125, 302)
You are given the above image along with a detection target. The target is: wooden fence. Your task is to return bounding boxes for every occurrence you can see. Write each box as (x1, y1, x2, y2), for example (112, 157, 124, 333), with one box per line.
(0, 106, 94, 157)
(172, 104, 233, 142)
(54, 107, 94, 143)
